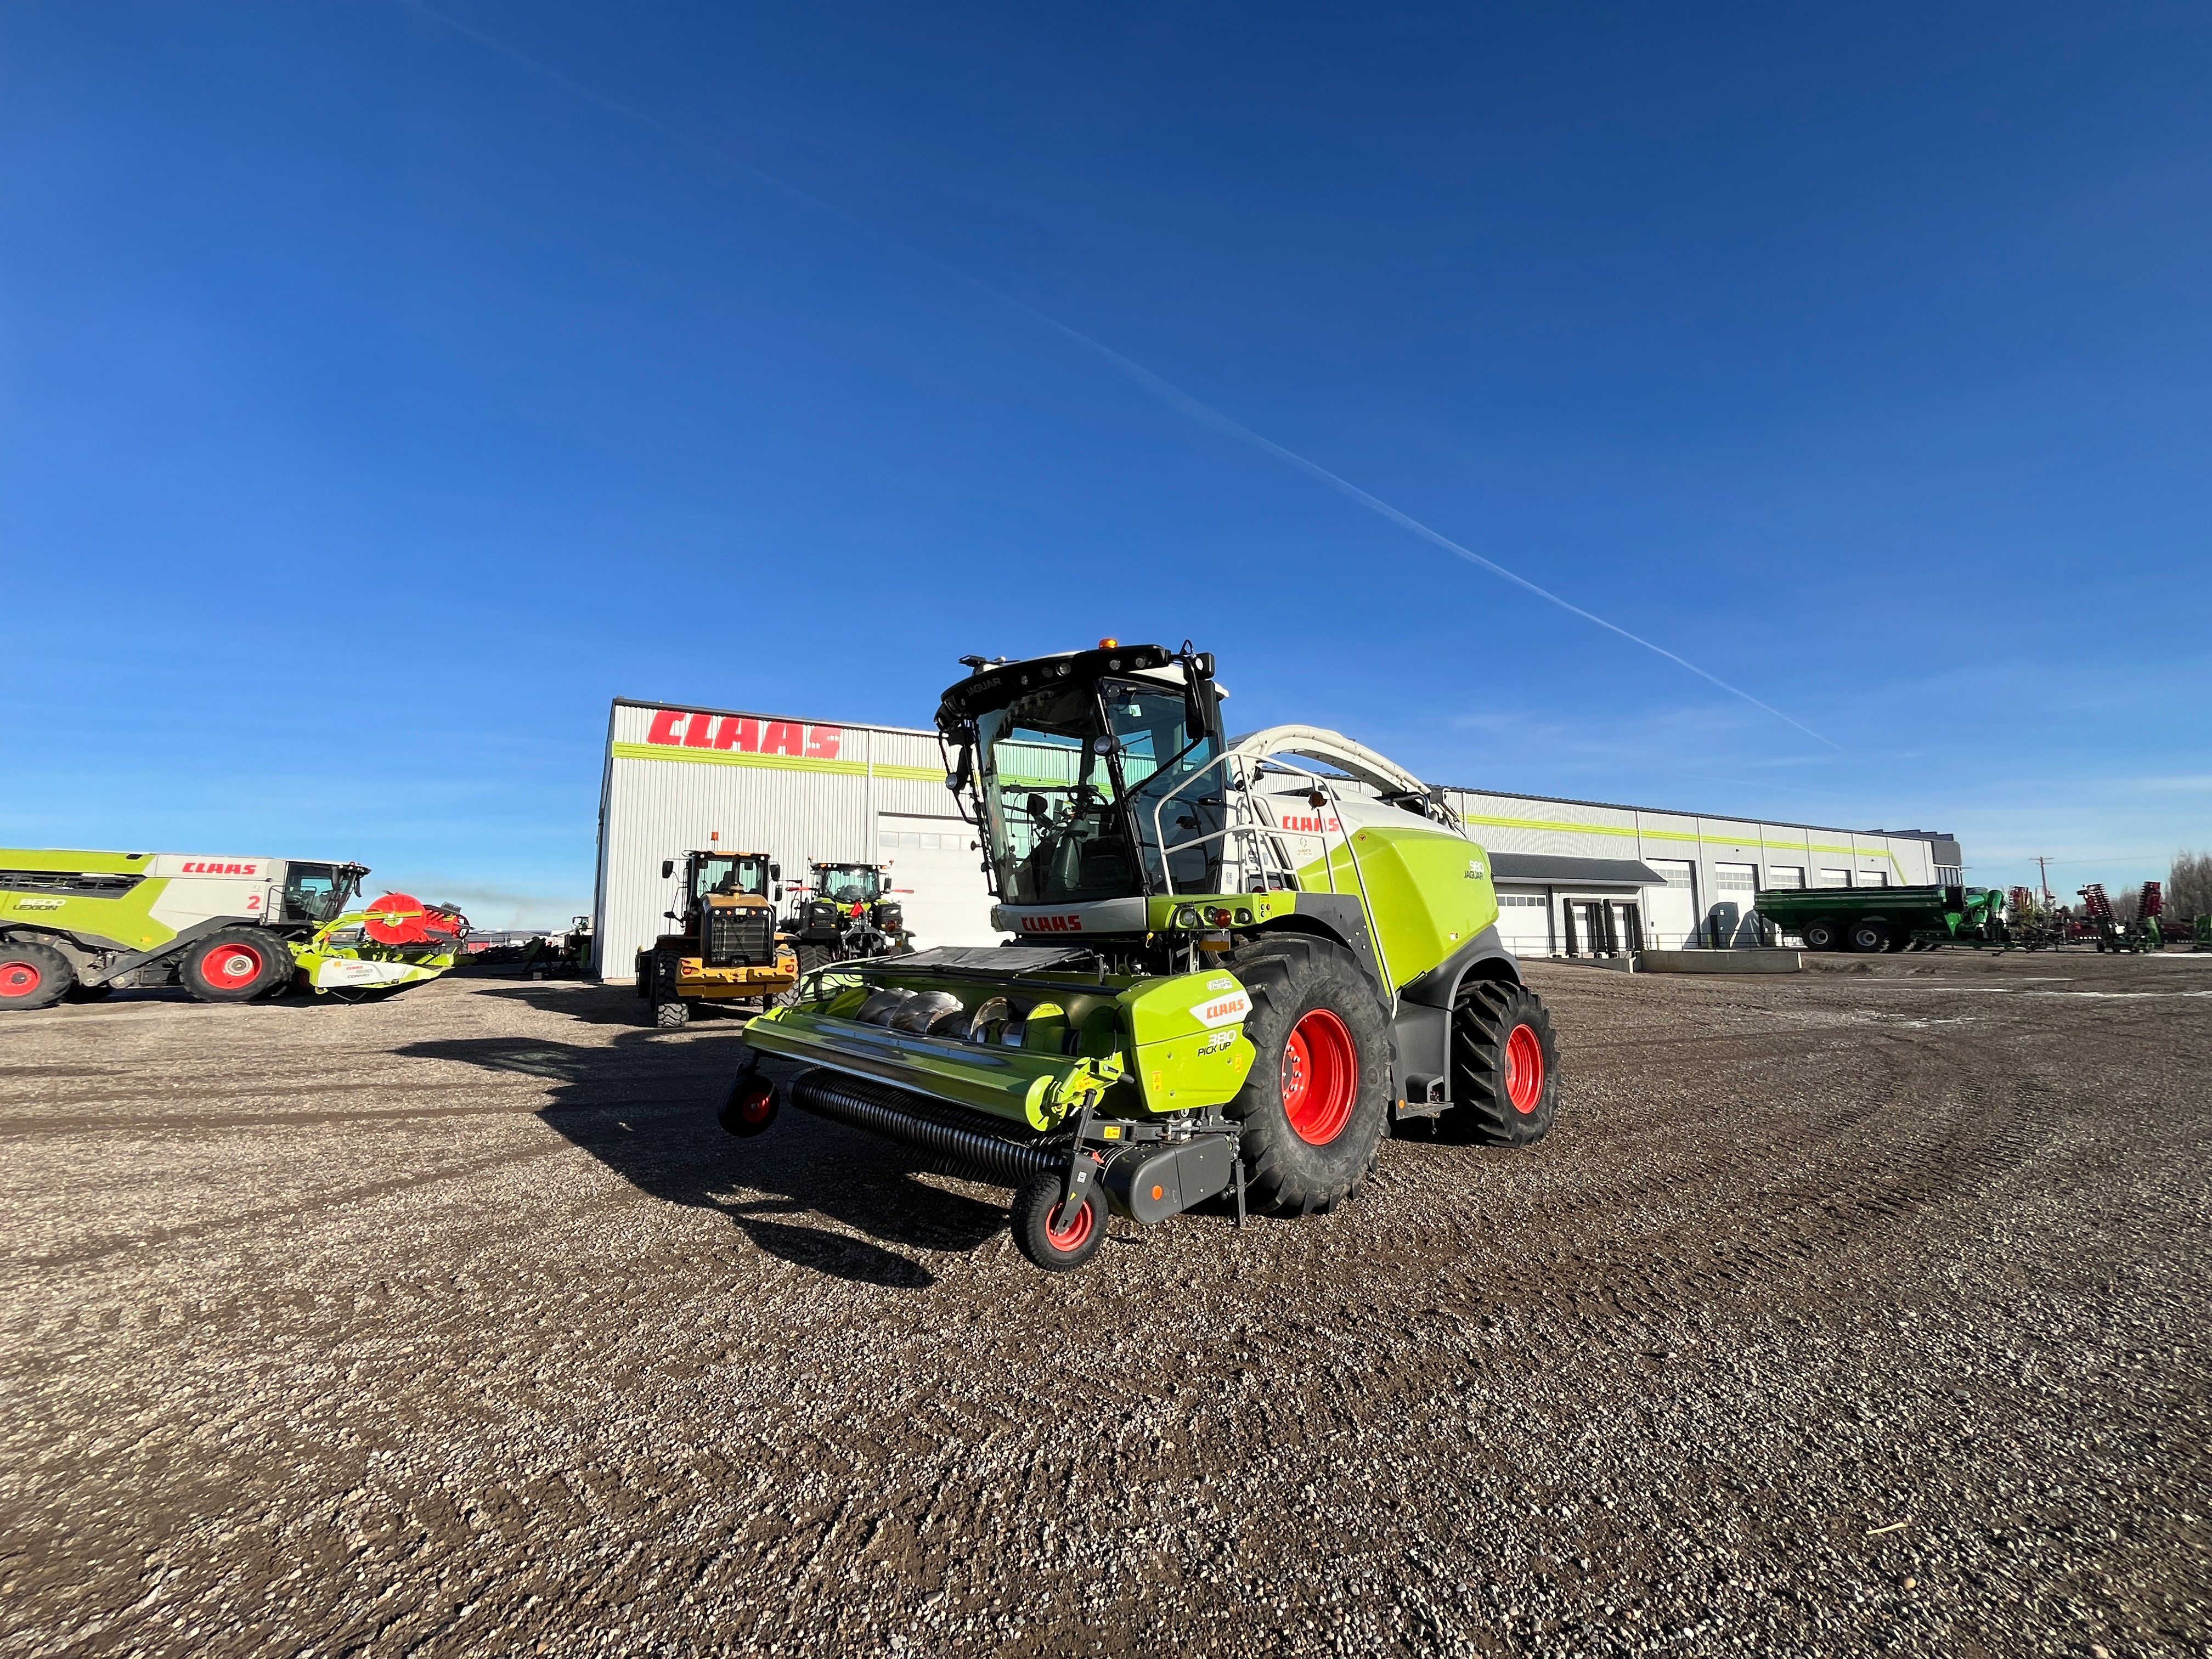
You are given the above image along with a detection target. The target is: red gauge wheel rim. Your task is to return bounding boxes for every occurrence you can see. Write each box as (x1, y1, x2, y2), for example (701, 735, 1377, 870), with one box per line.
(205, 944, 264, 990)
(1282, 1007, 1358, 1145)
(1044, 1197, 1094, 1252)
(735, 1081, 775, 1125)
(1505, 1023, 1545, 1114)
(0, 961, 40, 998)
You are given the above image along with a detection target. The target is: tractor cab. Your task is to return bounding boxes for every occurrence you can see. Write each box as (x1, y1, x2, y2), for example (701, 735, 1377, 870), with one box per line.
(939, 641, 1227, 907)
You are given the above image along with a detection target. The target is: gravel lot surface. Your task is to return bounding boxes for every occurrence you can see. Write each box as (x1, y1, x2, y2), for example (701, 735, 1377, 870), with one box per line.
(3, 951, 2207, 1657)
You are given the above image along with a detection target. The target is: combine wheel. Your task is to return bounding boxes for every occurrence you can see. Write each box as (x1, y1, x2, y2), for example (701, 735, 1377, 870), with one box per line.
(0, 939, 74, 1011)
(179, 928, 292, 1003)
(1010, 1170, 1107, 1272)
(1224, 938, 1390, 1215)
(1800, 918, 1842, 952)
(1440, 978, 1558, 1147)
(1847, 920, 1891, 953)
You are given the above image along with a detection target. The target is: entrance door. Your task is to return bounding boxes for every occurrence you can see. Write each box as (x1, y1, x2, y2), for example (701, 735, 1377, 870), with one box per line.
(876, 815, 1001, 947)
(1643, 859, 1697, 949)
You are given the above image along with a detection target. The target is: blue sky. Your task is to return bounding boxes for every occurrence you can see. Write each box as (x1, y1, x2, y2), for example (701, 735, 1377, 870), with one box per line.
(4, 2, 2205, 924)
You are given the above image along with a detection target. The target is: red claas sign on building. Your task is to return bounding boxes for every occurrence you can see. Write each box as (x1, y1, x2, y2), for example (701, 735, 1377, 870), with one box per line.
(643, 709, 842, 759)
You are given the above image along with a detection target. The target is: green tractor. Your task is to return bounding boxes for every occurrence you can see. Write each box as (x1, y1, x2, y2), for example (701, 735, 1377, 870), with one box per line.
(723, 641, 1558, 1272)
(0, 849, 467, 1009)
(785, 860, 912, 971)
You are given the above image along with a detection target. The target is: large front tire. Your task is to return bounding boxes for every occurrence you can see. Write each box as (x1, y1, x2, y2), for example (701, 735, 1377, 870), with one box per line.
(179, 928, 293, 1003)
(1442, 978, 1559, 1147)
(1224, 937, 1391, 1216)
(0, 939, 74, 1011)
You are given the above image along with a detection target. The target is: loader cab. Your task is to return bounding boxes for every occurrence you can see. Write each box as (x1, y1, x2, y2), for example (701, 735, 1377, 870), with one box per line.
(941, 642, 1227, 904)
(687, 852, 772, 910)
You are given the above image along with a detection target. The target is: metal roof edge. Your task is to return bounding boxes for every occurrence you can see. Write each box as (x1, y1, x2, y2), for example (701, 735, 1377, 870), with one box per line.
(1438, 783, 1941, 846)
(610, 696, 941, 741)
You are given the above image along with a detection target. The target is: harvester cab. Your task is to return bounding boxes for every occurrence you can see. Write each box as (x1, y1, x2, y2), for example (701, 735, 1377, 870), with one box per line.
(637, 848, 799, 1028)
(726, 641, 1560, 1273)
(787, 861, 911, 968)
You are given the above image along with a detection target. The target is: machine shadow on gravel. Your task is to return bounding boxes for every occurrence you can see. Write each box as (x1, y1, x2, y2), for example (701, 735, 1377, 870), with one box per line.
(465, 983, 668, 1027)
(396, 1033, 1007, 1289)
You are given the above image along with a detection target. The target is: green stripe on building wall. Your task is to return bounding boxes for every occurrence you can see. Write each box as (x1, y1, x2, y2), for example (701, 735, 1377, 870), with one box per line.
(609, 742, 949, 783)
(1457, 811, 1905, 871)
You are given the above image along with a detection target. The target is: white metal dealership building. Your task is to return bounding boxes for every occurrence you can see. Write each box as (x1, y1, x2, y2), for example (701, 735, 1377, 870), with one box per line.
(590, 695, 1962, 980)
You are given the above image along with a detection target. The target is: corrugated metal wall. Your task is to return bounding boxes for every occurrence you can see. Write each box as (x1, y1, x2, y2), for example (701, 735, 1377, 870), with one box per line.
(592, 698, 974, 981)
(591, 695, 1958, 974)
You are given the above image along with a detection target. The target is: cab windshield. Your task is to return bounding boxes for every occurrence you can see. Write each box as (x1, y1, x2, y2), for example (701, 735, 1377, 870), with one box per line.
(816, 866, 881, 904)
(283, 862, 360, 924)
(977, 675, 1220, 902)
(692, 855, 768, 903)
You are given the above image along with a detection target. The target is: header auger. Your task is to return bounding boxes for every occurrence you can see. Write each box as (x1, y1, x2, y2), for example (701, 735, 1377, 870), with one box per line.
(723, 641, 1559, 1272)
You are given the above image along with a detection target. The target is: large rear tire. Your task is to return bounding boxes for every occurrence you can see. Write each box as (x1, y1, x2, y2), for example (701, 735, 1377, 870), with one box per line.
(0, 939, 74, 1011)
(179, 928, 293, 1003)
(1224, 936, 1390, 1216)
(1441, 978, 1559, 1147)
(1801, 918, 1842, 952)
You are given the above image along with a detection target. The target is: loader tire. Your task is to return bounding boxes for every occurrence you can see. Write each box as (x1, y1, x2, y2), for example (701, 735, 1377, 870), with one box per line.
(0, 939, 74, 1011)
(1224, 936, 1390, 1216)
(179, 928, 293, 1003)
(654, 999, 691, 1029)
(1441, 978, 1558, 1147)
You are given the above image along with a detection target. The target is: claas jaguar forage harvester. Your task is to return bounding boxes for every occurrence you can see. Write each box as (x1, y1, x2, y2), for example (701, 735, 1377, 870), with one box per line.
(725, 641, 1559, 1272)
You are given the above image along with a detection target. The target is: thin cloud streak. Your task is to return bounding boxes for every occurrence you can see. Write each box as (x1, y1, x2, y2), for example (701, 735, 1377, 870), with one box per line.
(400, 0, 1838, 751)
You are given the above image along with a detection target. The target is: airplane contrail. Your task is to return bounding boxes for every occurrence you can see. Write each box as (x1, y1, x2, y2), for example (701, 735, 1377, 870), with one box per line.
(400, 0, 1838, 749)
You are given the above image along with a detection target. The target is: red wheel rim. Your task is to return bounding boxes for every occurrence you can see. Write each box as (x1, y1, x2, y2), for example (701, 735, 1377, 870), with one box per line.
(0, 961, 40, 998)
(1044, 1196, 1094, 1252)
(1282, 1007, 1357, 1145)
(737, 1081, 775, 1124)
(205, 944, 264, 990)
(1505, 1023, 1544, 1114)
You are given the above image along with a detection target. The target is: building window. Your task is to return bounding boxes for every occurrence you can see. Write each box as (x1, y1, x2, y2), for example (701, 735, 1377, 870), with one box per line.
(1498, 894, 1547, 907)
(1818, 869, 1852, 887)
(1861, 870, 1888, 887)
(1767, 866, 1805, 889)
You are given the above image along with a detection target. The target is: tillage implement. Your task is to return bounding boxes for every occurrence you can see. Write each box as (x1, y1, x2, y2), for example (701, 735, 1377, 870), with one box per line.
(726, 641, 1559, 1272)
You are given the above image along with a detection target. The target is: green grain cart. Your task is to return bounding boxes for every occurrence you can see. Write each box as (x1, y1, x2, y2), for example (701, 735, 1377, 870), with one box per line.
(720, 641, 1558, 1272)
(1753, 883, 2006, 953)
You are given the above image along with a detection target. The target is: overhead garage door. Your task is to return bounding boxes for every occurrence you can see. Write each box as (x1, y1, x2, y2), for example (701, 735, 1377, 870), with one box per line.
(877, 814, 1002, 948)
(1492, 891, 1552, 956)
(1643, 859, 1697, 949)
